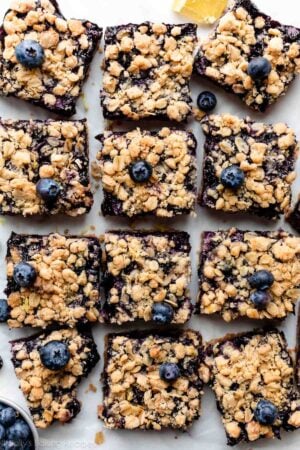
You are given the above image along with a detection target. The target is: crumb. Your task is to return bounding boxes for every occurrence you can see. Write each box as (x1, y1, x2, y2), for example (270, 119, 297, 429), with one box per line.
(86, 383, 97, 393)
(192, 107, 206, 121)
(95, 431, 105, 445)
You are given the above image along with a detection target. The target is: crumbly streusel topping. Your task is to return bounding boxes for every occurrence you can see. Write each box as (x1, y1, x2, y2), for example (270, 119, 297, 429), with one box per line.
(101, 231, 192, 324)
(202, 331, 300, 443)
(11, 328, 99, 429)
(101, 22, 197, 121)
(200, 114, 297, 218)
(6, 233, 100, 328)
(0, 118, 93, 216)
(96, 128, 197, 217)
(99, 330, 203, 430)
(195, 0, 300, 111)
(199, 228, 300, 321)
(297, 309, 300, 388)
(0, 0, 102, 114)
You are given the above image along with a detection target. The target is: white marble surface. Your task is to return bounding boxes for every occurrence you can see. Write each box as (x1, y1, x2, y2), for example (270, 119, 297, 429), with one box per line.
(0, 0, 299, 448)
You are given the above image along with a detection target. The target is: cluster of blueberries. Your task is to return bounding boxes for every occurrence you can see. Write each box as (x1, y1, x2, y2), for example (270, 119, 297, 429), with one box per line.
(0, 403, 35, 449)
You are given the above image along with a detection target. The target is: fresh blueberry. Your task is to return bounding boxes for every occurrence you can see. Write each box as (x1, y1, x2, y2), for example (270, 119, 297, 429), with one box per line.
(2, 441, 19, 450)
(247, 57, 272, 80)
(15, 40, 44, 69)
(13, 262, 36, 288)
(159, 363, 180, 382)
(152, 303, 174, 323)
(129, 161, 153, 183)
(36, 178, 61, 204)
(0, 299, 9, 322)
(0, 407, 16, 427)
(248, 270, 274, 290)
(220, 165, 245, 189)
(39, 340, 71, 371)
(0, 357, 3, 370)
(0, 423, 6, 439)
(250, 290, 270, 310)
(254, 399, 278, 425)
(197, 91, 217, 112)
(7, 419, 31, 441)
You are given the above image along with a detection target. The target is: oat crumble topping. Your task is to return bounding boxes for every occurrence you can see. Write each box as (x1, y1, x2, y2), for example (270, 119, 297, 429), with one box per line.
(199, 114, 297, 219)
(99, 330, 203, 430)
(202, 330, 300, 445)
(101, 22, 197, 121)
(198, 228, 300, 321)
(6, 232, 101, 328)
(195, 0, 300, 111)
(0, 0, 102, 115)
(101, 231, 192, 324)
(11, 328, 100, 428)
(0, 118, 93, 216)
(96, 128, 197, 217)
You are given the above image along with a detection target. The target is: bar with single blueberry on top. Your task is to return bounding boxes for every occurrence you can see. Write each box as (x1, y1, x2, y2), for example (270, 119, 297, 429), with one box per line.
(10, 328, 99, 429)
(99, 329, 203, 430)
(0, 0, 102, 115)
(198, 228, 300, 322)
(0, 118, 93, 216)
(101, 22, 197, 122)
(96, 128, 197, 217)
(200, 329, 300, 445)
(6, 232, 101, 328)
(101, 230, 192, 325)
(199, 114, 297, 220)
(194, 0, 300, 112)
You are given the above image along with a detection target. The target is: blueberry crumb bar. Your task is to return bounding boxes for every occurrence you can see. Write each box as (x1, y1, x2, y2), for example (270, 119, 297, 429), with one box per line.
(11, 327, 99, 428)
(96, 128, 197, 217)
(6, 232, 101, 328)
(194, 0, 300, 112)
(0, 118, 93, 216)
(201, 329, 300, 445)
(101, 22, 197, 122)
(101, 230, 192, 324)
(286, 196, 300, 233)
(0, 0, 102, 115)
(99, 329, 203, 430)
(199, 114, 297, 220)
(198, 228, 300, 322)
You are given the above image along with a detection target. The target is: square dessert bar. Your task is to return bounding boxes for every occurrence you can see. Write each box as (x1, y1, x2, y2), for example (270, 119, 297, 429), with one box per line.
(0, 0, 102, 115)
(99, 329, 203, 430)
(194, 0, 300, 112)
(96, 128, 197, 217)
(6, 232, 101, 328)
(286, 195, 300, 233)
(199, 114, 297, 219)
(198, 228, 300, 322)
(0, 118, 93, 216)
(101, 231, 192, 324)
(11, 328, 99, 428)
(202, 330, 300, 445)
(101, 22, 197, 122)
